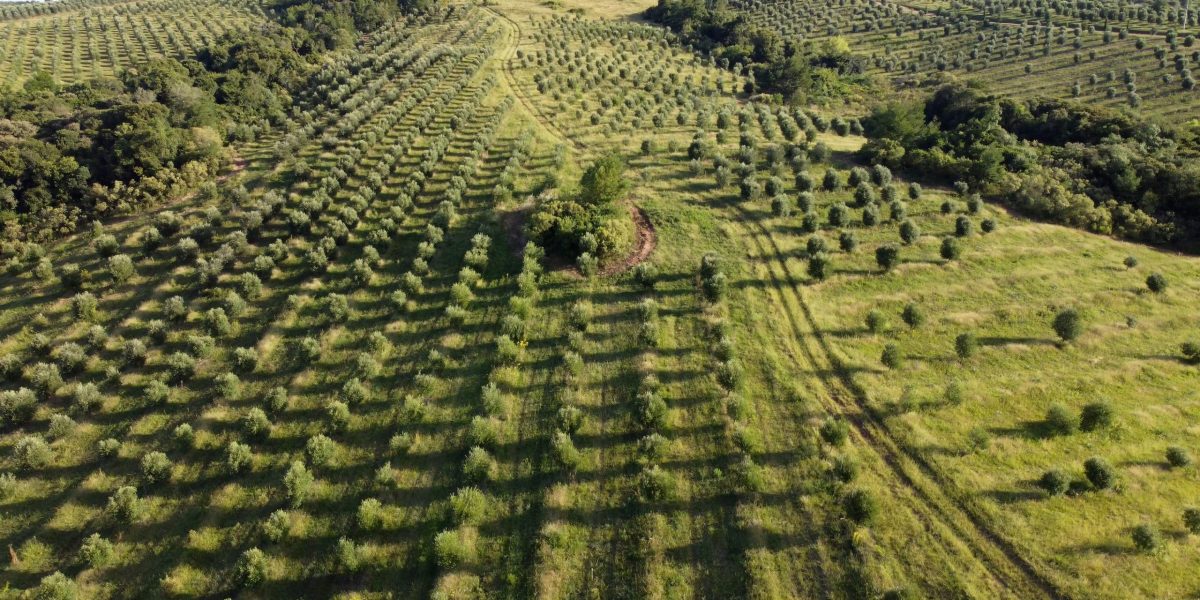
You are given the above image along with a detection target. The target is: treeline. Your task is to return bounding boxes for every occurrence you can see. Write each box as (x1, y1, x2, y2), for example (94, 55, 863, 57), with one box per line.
(859, 83, 1200, 246)
(644, 0, 870, 102)
(0, 0, 437, 243)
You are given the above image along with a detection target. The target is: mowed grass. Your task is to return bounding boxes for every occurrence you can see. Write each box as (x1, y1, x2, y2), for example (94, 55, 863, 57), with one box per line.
(805, 214, 1200, 597)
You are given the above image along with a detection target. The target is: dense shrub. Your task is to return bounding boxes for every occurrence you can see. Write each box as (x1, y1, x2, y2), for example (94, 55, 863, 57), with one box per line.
(1079, 402, 1114, 432)
(236, 548, 269, 587)
(843, 488, 878, 523)
(875, 244, 900, 271)
(1167, 446, 1192, 468)
(1146, 272, 1168, 293)
(1053, 308, 1083, 342)
(16, 435, 52, 469)
(1131, 524, 1162, 553)
(78, 533, 114, 568)
(434, 527, 477, 568)
(940, 237, 961, 260)
(462, 446, 496, 482)
(954, 332, 977, 359)
(449, 487, 487, 526)
(880, 343, 903, 369)
(1084, 457, 1115, 489)
(140, 451, 173, 484)
(226, 441, 253, 474)
(35, 572, 79, 600)
(1038, 469, 1069, 495)
(901, 303, 925, 328)
(106, 486, 140, 522)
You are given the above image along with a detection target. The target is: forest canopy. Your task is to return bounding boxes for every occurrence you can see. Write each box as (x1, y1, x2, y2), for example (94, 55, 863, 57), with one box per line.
(0, 0, 440, 242)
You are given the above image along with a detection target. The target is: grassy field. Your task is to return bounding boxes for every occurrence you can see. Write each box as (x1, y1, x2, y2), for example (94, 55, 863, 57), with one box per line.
(0, 0, 1199, 598)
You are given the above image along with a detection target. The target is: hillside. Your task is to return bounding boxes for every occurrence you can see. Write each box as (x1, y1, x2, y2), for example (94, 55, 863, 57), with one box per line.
(0, 0, 1198, 598)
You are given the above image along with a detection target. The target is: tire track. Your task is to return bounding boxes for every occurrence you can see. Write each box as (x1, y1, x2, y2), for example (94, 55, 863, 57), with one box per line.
(726, 200, 1066, 599)
(483, 7, 585, 153)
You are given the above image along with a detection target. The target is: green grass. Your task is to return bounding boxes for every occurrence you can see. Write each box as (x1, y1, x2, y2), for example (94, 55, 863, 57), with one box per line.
(2, 0, 1200, 598)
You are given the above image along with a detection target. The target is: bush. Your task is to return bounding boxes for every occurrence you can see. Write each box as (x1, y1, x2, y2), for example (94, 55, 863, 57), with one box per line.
(819, 419, 849, 446)
(107, 254, 135, 284)
(899, 219, 920, 245)
(1046, 404, 1076, 435)
(434, 527, 477, 568)
(940, 237, 961, 260)
(638, 464, 678, 501)
(551, 430, 582, 472)
(71, 292, 98, 321)
(463, 446, 496, 482)
(827, 203, 849, 227)
(865, 310, 887, 334)
(467, 415, 499, 449)
(807, 253, 830, 281)
(236, 547, 269, 587)
(1167, 446, 1192, 468)
(954, 332, 977, 359)
(172, 424, 193, 449)
(215, 372, 241, 401)
(78, 533, 114, 568)
(449, 487, 487, 525)
(632, 262, 658, 289)
(901, 303, 925, 328)
(326, 401, 350, 432)
(291, 337, 321, 366)
(954, 215, 973, 237)
(243, 408, 272, 438)
(1146, 272, 1168, 293)
(226, 441, 253, 474)
(1084, 457, 1115, 489)
(881, 343, 903, 369)
(121, 338, 147, 366)
(831, 455, 858, 483)
(35, 572, 78, 600)
(1183, 508, 1200, 534)
(1182, 342, 1200, 364)
(97, 438, 121, 458)
(1038, 469, 1069, 495)
(106, 486, 140, 522)
(1, 388, 37, 427)
(283, 460, 314, 507)
(47, 413, 76, 439)
(144, 379, 170, 406)
(15, 435, 52, 469)
(838, 231, 858, 253)
(1053, 308, 1082, 342)
(1131, 523, 1161, 553)
(54, 342, 87, 374)
(165, 352, 196, 383)
(233, 347, 259, 372)
(140, 451, 172, 485)
(843, 489, 877, 523)
(1079, 402, 1114, 432)
(496, 335, 523, 365)
(875, 244, 900, 271)
(337, 537, 362, 572)
(702, 272, 728, 302)
(264, 387, 288, 413)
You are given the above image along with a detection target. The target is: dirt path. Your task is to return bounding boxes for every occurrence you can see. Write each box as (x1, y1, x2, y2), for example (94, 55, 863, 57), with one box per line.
(485, 7, 585, 152)
(725, 200, 1066, 599)
(600, 203, 656, 276)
